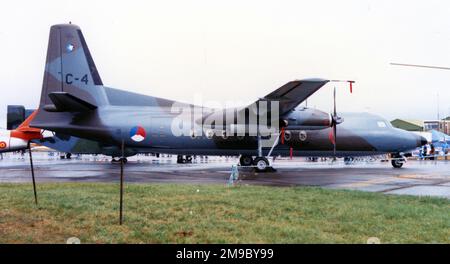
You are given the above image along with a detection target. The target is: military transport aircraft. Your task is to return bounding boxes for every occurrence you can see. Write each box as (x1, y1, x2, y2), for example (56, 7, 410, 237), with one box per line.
(24, 24, 426, 172)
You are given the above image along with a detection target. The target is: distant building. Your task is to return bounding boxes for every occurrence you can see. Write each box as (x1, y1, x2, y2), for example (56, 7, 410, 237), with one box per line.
(390, 119, 424, 131)
(391, 118, 450, 135)
(439, 117, 450, 135)
(423, 120, 440, 131)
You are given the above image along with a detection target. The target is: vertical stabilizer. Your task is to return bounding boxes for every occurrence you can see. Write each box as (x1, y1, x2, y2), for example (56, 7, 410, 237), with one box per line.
(40, 24, 107, 107)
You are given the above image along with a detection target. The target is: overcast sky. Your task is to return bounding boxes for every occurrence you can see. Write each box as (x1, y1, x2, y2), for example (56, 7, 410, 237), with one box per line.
(1, 0, 450, 128)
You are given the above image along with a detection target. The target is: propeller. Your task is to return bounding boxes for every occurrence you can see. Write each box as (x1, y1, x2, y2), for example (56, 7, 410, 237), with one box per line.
(328, 81, 353, 160)
(329, 86, 340, 160)
(27, 141, 38, 205)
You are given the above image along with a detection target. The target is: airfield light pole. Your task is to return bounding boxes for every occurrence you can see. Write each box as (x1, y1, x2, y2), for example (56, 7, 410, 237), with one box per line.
(119, 139, 125, 225)
(27, 141, 38, 206)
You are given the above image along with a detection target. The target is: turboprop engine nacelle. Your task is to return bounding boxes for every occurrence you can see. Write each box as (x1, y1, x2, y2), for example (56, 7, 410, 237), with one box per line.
(283, 107, 334, 130)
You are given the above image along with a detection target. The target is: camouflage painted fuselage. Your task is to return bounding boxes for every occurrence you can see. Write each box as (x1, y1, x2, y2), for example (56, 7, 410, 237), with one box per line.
(30, 24, 425, 158)
(33, 87, 424, 157)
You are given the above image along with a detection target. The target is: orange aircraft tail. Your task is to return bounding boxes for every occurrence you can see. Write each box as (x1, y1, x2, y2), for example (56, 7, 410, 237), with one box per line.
(11, 110, 43, 140)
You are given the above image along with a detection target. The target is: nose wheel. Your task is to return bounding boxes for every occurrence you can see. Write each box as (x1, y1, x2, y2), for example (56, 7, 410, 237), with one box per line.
(391, 153, 405, 168)
(391, 159, 403, 168)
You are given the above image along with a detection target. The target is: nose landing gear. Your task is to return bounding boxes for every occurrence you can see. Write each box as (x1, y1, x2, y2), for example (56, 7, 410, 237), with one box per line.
(391, 153, 405, 168)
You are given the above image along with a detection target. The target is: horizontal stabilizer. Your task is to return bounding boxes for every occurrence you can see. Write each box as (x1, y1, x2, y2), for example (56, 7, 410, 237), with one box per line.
(44, 92, 97, 112)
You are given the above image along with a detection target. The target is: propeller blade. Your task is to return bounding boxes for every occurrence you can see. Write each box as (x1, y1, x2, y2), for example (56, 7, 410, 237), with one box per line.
(27, 141, 38, 206)
(333, 122, 337, 158)
(333, 86, 336, 117)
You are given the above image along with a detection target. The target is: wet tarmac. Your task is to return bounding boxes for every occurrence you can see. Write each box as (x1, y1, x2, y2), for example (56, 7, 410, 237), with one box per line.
(1, 153, 450, 199)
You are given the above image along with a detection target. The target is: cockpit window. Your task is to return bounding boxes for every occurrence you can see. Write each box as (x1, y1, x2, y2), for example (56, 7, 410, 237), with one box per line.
(341, 116, 391, 130)
(377, 121, 387, 128)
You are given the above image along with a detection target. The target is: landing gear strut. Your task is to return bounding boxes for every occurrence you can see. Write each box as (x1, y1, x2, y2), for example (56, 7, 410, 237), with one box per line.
(252, 130, 277, 172)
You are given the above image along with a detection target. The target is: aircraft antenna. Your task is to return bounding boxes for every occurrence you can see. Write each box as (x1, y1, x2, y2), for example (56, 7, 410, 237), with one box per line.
(390, 63, 450, 71)
(391, 62, 450, 121)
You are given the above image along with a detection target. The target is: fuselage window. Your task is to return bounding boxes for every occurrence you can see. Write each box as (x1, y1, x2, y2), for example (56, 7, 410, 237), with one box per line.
(284, 131, 292, 141)
(377, 121, 387, 128)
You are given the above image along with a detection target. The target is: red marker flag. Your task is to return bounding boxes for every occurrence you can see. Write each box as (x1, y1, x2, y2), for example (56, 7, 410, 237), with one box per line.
(348, 81, 354, 93)
(330, 80, 355, 93)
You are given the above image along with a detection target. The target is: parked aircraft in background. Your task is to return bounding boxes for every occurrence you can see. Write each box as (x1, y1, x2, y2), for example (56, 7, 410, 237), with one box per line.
(0, 110, 53, 153)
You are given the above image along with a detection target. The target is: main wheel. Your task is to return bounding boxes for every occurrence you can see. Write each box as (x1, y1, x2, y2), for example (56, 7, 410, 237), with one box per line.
(344, 157, 353, 165)
(253, 157, 269, 172)
(177, 155, 185, 164)
(119, 157, 128, 164)
(391, 159, 403, 168)
(66, 153, 72, 159)
(239, 155, 253, 166)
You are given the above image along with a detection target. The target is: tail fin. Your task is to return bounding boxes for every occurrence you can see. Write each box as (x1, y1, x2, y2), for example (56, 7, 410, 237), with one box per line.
(40, 24, 107, 108)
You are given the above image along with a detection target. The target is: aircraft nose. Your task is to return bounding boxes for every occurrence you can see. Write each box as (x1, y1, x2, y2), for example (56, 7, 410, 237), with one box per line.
(420, 136, 428, 146)
(413, 134, 428, 147)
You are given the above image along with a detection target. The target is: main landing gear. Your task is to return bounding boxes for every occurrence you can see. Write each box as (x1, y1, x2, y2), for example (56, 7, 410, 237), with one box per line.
(112, 157, 128, 164)
(177, 155, 193, 164)
(254, 157, 270, 172)
(238, 130, 280, 172)
(239, 155, 253, 166)
(239, 155, 271, 172)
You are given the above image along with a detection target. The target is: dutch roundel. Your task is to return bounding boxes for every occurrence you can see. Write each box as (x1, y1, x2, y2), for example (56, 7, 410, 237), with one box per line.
(130, 126, 146, 142)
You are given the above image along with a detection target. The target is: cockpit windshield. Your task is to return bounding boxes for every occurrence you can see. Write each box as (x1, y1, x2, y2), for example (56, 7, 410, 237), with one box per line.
(377, 121, 387, 128)
(341, 114, 392, 130)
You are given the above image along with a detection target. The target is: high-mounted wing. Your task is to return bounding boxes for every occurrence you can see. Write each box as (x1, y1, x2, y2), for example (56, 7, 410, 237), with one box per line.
(258, 78, 329, 115)
(199, 78, 330, 132)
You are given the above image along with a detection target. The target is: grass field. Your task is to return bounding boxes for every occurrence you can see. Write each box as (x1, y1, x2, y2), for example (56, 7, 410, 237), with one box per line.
(0, 182, 449, 243)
